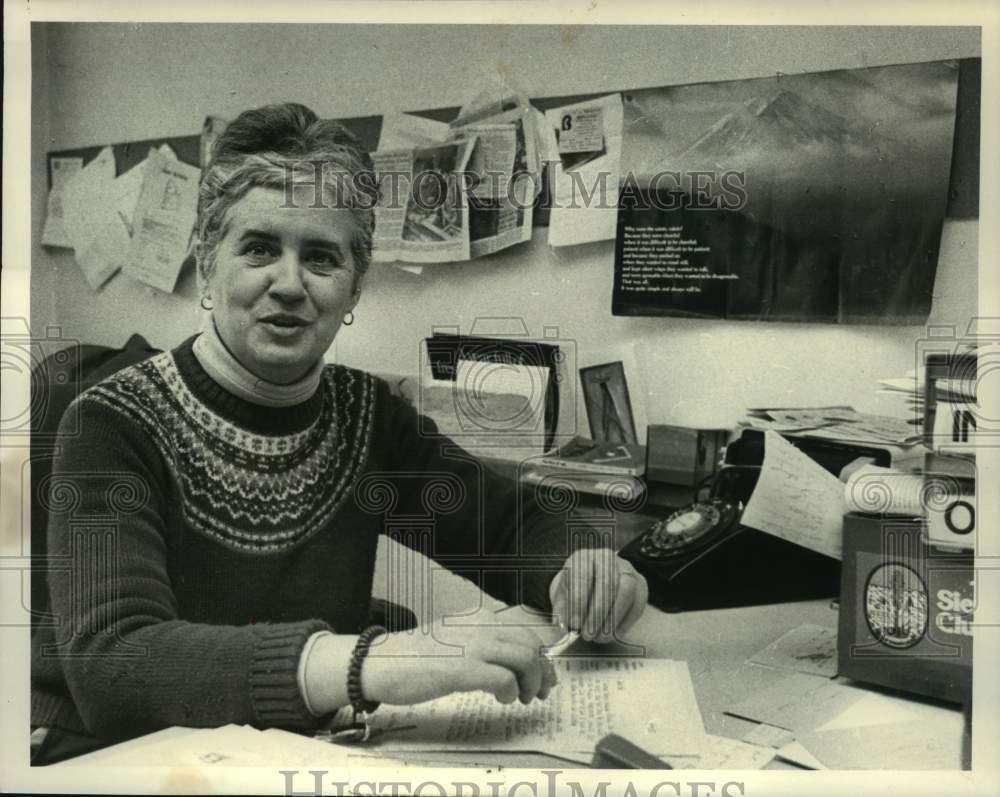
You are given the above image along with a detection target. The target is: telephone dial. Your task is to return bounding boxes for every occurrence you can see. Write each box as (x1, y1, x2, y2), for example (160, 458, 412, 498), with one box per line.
(636, 500, 742, 561)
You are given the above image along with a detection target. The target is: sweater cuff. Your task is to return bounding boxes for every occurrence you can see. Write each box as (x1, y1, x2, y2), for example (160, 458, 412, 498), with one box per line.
(297, 630, 335, 716)
(249, 621, 331, 730)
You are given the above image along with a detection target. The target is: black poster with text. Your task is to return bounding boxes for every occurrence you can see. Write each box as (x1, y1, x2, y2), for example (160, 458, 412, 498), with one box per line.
(612, 60, 959, 324)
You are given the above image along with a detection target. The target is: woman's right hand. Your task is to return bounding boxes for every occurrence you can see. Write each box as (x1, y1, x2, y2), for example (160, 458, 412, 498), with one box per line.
(360, 620, 557, 707)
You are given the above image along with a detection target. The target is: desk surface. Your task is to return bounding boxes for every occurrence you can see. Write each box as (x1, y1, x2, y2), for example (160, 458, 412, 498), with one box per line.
(64, 597, 963, 771)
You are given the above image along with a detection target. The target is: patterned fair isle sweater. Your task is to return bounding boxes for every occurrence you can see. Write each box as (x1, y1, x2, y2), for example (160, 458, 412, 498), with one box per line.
(31, 337, 570, 743)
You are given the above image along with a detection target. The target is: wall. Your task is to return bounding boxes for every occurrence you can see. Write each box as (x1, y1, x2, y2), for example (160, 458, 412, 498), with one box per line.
(32, 23, 980, 433)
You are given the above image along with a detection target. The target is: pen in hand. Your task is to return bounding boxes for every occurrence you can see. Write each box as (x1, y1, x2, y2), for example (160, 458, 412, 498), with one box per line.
(544, 629, 581, 660)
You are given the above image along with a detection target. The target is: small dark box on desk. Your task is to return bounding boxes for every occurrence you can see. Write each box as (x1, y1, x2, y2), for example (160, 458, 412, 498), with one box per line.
(645, 425, 728, 487)
(838, 514, 973, 704)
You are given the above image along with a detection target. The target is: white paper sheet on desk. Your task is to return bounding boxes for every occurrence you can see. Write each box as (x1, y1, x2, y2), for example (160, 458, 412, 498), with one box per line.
(725, 671, 866, 733)
(544, 93, 623, 247)
(66, 724, 402, 768)
(775, 740, 827, 769)
(740, 430, 847, 559)
(741, 722, 796, 750)
(749, 624, 838, 678)
(797, 717, 963, 770)
(361, 657, 704, 758)
(660, 734, 776, 770)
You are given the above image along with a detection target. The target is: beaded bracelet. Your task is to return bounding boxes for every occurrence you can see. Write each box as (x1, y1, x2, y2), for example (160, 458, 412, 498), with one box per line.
(336, 624, 386, 742)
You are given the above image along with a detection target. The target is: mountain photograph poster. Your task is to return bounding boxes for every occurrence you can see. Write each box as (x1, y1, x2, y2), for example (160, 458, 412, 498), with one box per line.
(611, 60, 960, 323)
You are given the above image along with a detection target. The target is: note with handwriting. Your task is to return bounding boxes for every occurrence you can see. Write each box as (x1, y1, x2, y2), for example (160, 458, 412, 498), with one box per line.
(749, 624, 838, 678)
(740, 430, 847, 559)
(360, 657, 705, 757)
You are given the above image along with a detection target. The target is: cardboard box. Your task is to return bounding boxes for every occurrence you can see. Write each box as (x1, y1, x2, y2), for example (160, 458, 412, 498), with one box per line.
(838, 513, 973, 704)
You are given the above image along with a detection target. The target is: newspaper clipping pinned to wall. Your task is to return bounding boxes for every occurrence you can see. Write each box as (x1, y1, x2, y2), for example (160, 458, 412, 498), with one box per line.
(372, 88, 542, 264)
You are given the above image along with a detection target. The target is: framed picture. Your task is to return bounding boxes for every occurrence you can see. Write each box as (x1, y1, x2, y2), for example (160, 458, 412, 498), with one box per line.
(579, 361, 638, 444)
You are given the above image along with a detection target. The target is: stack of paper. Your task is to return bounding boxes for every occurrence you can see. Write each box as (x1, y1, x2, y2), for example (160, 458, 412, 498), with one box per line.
(742, 406, 923, 446)
(726, 624, 964, 769)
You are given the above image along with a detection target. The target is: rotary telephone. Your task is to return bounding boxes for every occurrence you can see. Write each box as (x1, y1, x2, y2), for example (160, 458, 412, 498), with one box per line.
(617, 430, 888, 613)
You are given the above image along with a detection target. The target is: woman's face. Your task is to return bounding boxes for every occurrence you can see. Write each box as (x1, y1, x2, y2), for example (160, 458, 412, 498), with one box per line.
(205, 184, 361, 384)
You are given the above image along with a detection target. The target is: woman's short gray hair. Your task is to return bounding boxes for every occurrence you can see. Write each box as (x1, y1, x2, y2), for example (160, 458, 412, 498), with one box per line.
(196, 103, 376, 288)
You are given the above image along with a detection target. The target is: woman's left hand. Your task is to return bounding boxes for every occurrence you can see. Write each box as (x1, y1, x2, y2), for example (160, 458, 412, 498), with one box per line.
(548, 548, 649, 643)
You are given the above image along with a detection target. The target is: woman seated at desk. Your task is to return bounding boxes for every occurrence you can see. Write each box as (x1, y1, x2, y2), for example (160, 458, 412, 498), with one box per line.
(30, 103, 648, 764)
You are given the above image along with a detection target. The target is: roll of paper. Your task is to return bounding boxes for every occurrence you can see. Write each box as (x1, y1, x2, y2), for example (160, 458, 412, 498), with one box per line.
(843, 464, 925, 516)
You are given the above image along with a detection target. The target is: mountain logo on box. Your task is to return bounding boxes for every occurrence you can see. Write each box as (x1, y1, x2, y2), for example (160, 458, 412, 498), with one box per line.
(864, 563, 929, 649)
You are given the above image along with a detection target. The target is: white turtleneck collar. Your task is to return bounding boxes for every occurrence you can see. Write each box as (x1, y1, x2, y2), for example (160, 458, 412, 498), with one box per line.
(192, 318, 323, 408)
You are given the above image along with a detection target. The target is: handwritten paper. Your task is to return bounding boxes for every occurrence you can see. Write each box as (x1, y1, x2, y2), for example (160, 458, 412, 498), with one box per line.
(749, 624, 839, 678)
(124, 147, 200, 293)
(360, 657, 704, 757)
(740, 430, 847, 559)
(41, 156, 84, 248)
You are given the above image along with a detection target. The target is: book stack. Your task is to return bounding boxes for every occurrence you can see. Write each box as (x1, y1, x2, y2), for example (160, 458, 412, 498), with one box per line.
(521, 436, 646, 502)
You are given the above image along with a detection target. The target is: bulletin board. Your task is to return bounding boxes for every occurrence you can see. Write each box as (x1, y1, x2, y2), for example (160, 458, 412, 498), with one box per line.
(45, 58, 980, 218)
(44, 57, 980, 325)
